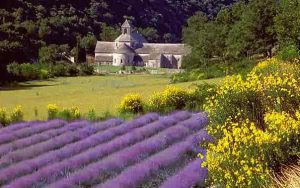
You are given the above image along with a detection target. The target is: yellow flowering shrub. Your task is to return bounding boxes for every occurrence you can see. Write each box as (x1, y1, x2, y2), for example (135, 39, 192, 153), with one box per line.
(147, 86, 193, 113)
(10, 105, 24, 123)
(0, 107, 9, 126)
(251, 58, 300, 78)
(119, 93, 144, 114)
(47, 104, 81, 121)
(47, 104, 59, 120)
(204, 119, 280, 187)
(0, 106, 24, 126)
(203, 58, 300, 187)
(205, 59, 300, 126)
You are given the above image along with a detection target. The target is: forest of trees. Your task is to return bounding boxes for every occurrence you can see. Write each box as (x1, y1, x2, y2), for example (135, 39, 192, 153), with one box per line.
(182, 0, 300, 69)
(0, 0, 240, 82)
(1, 0, 299, 82)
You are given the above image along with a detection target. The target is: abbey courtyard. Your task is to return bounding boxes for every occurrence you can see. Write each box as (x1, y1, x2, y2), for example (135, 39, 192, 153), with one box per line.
(95, 20, 190, 69)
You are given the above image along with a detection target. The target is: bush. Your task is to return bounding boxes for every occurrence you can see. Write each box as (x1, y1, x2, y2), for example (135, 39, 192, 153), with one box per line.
(147, 86, 193, 113)
(47, 104, 59, 120)
(86, 108, 97, 121)
(47, 104, 81, 121)
(66, 63, 80, 76)
(57, 107, 81, 121)
(0, 106, 24, 126)
(171, 59, 256, 83)
(0, 108, 9, 126)
(51, 63, 68, 77)
(277, 44, 299, 61)
(186, 83, 217, 111)
(119, 94, 144, 114)
(10, 105, 24, 123)
(202, 58, 300, 187)
(79, 64, 94, 75)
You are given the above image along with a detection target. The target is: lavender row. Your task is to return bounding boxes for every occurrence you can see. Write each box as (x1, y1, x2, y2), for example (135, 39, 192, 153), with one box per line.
(0, 122, 35, 135)
(0, 120, 89, 157)
(158, 158, 207, 188)
(0, 113, 159, 185)
(0, 120, 66, 146)
(45, 114, 207, 188)
(3, 112, 189, 187)
(96, 131, 209, 188)
(0, 118, 123, 167)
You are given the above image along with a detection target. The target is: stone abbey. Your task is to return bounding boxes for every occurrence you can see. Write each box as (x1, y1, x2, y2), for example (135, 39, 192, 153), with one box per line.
(95, 19, 190, 69)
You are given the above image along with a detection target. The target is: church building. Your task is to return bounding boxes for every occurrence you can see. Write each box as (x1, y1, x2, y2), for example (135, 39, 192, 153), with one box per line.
(95, 19, 190, 69)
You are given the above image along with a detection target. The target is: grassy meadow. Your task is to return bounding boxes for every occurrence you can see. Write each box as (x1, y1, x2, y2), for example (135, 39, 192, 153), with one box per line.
(0, 74, 222, 120)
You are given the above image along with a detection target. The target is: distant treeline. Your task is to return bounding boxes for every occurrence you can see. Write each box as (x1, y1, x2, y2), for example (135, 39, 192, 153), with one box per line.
(182, 0, 300, 69)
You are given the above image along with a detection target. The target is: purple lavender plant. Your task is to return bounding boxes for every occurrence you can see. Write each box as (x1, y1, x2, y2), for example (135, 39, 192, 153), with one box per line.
(0, 120, 66, 145)
(158, 158, 207, 188)
(95, 131, 208, 188)
(44, 114, 206, 188)
(2, 113, 188, 188)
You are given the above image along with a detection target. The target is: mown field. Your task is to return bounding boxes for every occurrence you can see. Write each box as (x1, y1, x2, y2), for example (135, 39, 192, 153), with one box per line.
(0, 74, 222, 120)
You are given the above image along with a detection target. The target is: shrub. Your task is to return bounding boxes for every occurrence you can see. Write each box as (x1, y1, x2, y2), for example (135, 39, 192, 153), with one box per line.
(119, 94, 144, 114)
(202, 58, 300, 187)
(47, 104, 81, 121)
(10, 105, 24, 123)
(79, 63, 94, 75)
(66, 63, 80, 76)
(252, 58, 300, 78)
(51, 63, 68, 77)
(57, 107, 81, 121)
(147, 86, 193, 113)
(0, 108, 9, 126)
(186, 83, 217, 111)
(47, 104, 59, 120)
(277, 44, 299, 62)
(86, 108, 97, 121)
(205, 60, 300, 127)
(0, 106, 24, 126)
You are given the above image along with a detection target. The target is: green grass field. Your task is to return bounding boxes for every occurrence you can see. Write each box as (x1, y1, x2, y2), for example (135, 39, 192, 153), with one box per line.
(0, 74, 222, 120)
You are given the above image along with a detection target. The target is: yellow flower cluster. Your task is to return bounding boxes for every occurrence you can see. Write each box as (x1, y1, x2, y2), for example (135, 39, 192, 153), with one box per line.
(203, 58, 300, 187)
(148, 86, 194, 113)
(0, 105, 24, 126)
(204, 58, 300, 125)
(119, 93, 144, 114)
(205, 119, 277, 187)
(47, 104, 59, 120)
(47, 104, 81, 120)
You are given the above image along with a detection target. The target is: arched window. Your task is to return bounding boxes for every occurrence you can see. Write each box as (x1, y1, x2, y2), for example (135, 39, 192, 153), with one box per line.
(124, 28, 127, 34)
(121, 59, 123, 64)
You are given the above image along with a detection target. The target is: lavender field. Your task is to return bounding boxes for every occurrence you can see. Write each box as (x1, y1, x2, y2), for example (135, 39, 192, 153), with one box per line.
(0, 111, 210, 188)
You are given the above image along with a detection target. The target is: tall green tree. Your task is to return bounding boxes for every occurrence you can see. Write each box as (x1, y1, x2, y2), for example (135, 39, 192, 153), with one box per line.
(275, 0, 300, 48)
(226, 0, 277, 58)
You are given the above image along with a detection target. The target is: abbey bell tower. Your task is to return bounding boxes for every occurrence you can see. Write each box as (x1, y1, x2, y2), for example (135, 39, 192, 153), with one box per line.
(121, 19, 133, 34)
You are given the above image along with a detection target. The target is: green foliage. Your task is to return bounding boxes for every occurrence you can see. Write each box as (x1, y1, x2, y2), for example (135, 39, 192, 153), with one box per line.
(80, 33, 97, 54)
(7, 61, 94, 81)
(99, 23, 120, 41)
(173, 58, 256, 83)
(183, 0, 287, 70)
(47, 104, 81, 121)
(277, 44, 300, 61)
(86, 108, 97, 121)
(79, 63, 95, 76)
(274, 0, 300, 48)
(186, 83, 217, 111)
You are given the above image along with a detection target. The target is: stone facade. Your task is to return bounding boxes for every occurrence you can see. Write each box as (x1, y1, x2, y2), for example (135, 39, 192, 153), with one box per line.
(95, 19, 190, 69)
